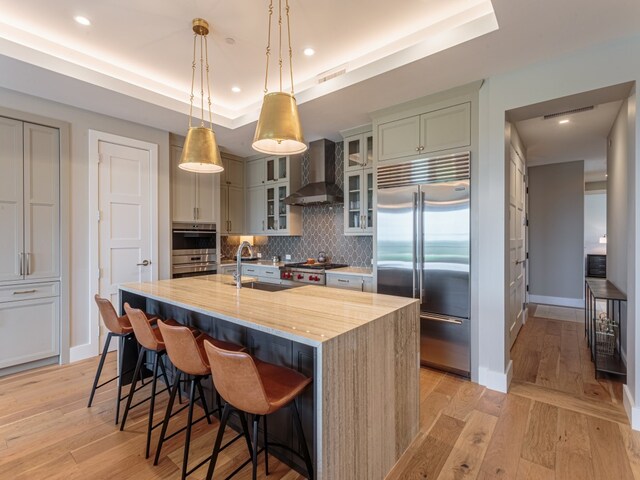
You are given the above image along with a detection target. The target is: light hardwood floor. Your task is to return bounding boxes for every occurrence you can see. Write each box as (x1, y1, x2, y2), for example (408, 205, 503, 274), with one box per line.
(1, 314, 639, 479)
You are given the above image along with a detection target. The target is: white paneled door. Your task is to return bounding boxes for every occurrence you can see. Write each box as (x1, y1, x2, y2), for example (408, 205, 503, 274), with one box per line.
(509, 145, 527, 349)
(98, 140, 156, 348)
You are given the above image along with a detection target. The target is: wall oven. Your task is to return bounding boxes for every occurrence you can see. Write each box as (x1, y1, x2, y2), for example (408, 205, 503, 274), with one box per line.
(171, 222, 217, 278)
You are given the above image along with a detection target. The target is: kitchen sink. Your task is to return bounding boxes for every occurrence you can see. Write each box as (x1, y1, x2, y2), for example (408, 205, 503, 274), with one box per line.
(247, 282, 301, 292)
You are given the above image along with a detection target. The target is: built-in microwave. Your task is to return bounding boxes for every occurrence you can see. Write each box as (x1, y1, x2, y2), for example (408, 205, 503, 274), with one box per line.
(171, 222, 217, 278)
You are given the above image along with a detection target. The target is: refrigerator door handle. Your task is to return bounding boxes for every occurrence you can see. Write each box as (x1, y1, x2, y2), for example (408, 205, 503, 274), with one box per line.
(412, 191, 419, 299)
(419, 190, 425, 303)
(420, 313, 464, 325)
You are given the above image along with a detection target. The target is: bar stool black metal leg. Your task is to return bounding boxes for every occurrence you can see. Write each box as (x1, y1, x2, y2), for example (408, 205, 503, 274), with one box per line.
(88, 332, 112, 408)
(292, 400, 313, 480)
(238, 411, 254, 459)
(251, 415, 259, 480)
(115, 335, 126, 424)
(181, 377, 197, 480)
(263, 415, 269, 475)
(154, 371, 181, 466)
(205, 403, 232, 480)
(158, 353, 171, 397)
(145, 351, 160, 459)
(119, 346, 146, 431)
(195, 377, 212, 424)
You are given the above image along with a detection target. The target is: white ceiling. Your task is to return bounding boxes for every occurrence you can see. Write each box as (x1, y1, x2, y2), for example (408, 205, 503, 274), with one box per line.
(513, 83, 632, 182)
(0, 1, 640, 156)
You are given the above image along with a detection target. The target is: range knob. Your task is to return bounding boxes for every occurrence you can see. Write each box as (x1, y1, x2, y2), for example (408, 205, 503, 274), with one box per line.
(313, 275, 319, 282)
(297, 274, 303, 280)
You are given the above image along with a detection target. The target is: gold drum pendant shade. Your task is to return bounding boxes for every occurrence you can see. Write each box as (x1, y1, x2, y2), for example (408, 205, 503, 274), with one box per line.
(253, 92, 306, 155)
(179, 127, 223, 173)
(179, 18, 224, 174)
(252, 0, 307, 155)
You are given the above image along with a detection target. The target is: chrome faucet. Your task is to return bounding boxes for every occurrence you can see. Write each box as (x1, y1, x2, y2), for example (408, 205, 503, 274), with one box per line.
(234, 241, 256, 289)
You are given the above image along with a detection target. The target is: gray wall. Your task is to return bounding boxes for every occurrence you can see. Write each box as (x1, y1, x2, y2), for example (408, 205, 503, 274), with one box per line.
(608, 99, 630, 293)
(222, 141, 373, 267)
(528, 160, 584, 300)
(607, 98, 631, 361)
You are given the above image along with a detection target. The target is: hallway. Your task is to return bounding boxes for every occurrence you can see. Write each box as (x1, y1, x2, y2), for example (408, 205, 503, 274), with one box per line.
(511, 304, 624, 421)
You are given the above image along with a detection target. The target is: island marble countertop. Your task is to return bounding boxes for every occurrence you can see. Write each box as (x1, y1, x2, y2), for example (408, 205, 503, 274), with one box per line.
(120, 275, 416, 347)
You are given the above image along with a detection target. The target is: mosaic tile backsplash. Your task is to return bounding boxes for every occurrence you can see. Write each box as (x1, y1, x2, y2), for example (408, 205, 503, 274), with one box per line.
(221, 141, 374, 267)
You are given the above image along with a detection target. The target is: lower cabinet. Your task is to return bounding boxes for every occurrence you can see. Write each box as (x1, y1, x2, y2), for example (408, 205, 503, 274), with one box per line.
(242, 264, 282, 284)
(218, 264, 237, 276)
(326, 273, 373, 292)
(0, 283, 60, 370)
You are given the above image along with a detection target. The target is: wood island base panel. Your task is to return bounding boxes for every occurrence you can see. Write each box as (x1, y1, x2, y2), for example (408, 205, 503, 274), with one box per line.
(119, 275, 420, 480)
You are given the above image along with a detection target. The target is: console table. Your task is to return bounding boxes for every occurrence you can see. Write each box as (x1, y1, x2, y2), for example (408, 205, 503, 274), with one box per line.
(584, 278, 626, 380)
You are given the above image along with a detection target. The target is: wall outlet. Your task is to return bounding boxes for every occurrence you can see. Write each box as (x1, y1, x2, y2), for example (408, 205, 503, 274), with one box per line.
(285, 254, 292, 260)
(256, 252, 262, 258)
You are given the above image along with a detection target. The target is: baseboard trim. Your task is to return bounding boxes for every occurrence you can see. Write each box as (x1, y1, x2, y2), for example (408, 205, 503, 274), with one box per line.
(478, 362, 511, 393)
(70, 343, 96, 363)
(623, 385, 640, 430)
(529, 294, 584, 309)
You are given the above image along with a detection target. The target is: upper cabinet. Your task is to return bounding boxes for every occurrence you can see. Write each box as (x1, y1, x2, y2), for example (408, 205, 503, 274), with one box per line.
(220, 155, 244, 188)
(266, 156, 289, 183)
(342, 130, 374, 235)
(171, 143, 216, 223)
(220, 154, 245, 235)
(378, 102, 471, 162)
(245, 155, 301, 236)
(0, 118, 60, 284)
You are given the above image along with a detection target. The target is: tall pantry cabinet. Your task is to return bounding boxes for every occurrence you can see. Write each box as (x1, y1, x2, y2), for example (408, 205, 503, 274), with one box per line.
(0, 117, 61, 371)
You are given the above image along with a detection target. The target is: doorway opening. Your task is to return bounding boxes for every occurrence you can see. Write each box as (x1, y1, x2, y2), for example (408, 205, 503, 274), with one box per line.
(505, 82, 634, 412)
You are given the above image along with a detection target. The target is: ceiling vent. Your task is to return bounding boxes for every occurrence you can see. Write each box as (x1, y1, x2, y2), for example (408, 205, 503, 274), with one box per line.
(316, 65, 347, 84)
(543, 105, 594, 119)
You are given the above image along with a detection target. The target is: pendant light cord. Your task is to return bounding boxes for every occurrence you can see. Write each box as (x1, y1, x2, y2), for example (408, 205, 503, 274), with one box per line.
(204, 35, 213, 128)
(188, 33, 197, 128)
(263, 0, 273, 94)
(286, 0, 294, 95)
(263, 0, 295, 95)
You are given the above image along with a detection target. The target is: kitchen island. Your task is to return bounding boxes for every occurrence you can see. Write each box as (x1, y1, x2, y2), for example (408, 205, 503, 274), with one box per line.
(119, 275, 419, 480)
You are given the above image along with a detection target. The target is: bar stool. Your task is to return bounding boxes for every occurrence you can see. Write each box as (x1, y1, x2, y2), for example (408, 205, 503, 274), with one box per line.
(154, 320, 246, 480)
(88, 295, 157, 424)
(203, 341, 314, 480)
(119, 304, 190, 458)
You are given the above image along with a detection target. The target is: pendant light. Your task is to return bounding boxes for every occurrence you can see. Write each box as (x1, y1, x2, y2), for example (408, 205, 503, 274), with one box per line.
(179, 18, 224, 173)
(252, 0, 307, 155)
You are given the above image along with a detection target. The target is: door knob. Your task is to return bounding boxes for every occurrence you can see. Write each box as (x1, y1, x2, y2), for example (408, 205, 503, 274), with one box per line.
(137, 260, 151, 266)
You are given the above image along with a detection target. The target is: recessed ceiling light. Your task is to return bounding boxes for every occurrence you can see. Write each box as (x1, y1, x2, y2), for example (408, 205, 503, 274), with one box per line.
(303, 48, 315, 56)
(558, 119, 569, 124)
(231, 86, 241, 93)
(74, 15, 91, 26)
(225, 37, 236, 45)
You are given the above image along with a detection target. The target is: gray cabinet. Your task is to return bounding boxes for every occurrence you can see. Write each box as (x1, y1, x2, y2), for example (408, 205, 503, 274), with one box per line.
(326, 273, 373, 292)
(343, 130, 374, 235)
(171, 143, 216, 223)
(0, 118, 60, 283)
(246, 156, 302, 236)
(378, 102, 471, 162)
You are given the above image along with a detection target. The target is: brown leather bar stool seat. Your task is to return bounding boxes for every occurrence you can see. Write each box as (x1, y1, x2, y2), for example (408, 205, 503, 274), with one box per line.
(119, 304, 196, 458)
(88, 295, 158, 424)
(154, 320, 246, 480)
(204, 342, 314, 480)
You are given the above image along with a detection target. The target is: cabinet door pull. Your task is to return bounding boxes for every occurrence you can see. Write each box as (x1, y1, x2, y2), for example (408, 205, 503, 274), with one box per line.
(13, 289, 36, 295)
(26, 253, 31, 275)
(262, 220, 265, 231)
(337, 279, 350, 283)
(19, 253, 23, 276)
(229, 221, 232, 232)
(415, 146, 420, 152)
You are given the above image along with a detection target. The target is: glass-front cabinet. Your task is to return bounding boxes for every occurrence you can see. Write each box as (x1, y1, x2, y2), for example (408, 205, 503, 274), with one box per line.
(266, 156, 288, 183)
(345, 169, 373, 234)
(342, 129, 374, 235)
(266, 184, 291, 233)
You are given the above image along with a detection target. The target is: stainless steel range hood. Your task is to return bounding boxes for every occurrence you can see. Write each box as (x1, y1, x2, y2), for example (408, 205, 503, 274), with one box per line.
(284, 139, 343, 206)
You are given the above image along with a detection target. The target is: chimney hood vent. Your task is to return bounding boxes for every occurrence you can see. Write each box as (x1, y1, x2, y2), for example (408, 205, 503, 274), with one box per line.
(284, 139, 343, 206)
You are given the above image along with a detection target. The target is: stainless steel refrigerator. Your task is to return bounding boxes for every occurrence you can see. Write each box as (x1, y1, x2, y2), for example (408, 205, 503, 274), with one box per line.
(377, 152, 470, 376)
